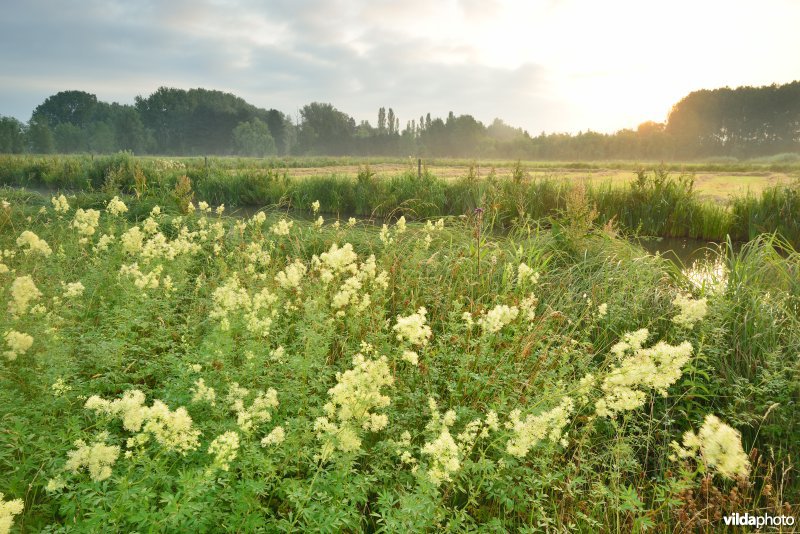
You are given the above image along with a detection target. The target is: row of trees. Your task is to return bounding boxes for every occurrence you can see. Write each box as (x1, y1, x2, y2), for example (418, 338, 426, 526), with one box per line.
(1, 82, 799, 158)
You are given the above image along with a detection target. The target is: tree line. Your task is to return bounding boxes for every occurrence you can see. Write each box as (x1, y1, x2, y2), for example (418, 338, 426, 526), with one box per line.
(1, 81, 798, 159)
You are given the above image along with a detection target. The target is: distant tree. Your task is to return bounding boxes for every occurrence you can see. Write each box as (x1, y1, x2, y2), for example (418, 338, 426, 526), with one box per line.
(0, 116, 26, 153)
(32, 90, 98, 127)
(53, 123, 87, 153)
(378, 107, 386, 134)
(232, 118, 276, 157)
(27, 118, 54, 153)
(297, 102, 355, 155)
(387, 108, 396, 135)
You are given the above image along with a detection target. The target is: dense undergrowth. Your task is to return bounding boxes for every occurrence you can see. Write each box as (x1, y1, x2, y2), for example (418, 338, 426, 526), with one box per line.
(0, 154, 798, 249)
(0, 188, 797, 531)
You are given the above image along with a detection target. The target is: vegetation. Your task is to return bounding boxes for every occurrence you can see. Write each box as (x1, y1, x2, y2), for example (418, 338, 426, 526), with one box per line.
(0, 187, 797, 531)
(1, 81, 800, 159)
(1, 154, 798, 249)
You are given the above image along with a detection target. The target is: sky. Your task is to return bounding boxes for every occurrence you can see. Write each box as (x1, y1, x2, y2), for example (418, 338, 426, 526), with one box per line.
(1, 0, 799, 134)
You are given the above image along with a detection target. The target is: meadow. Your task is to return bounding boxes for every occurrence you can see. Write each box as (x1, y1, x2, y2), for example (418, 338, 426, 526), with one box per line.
(0, 173, 798, 531)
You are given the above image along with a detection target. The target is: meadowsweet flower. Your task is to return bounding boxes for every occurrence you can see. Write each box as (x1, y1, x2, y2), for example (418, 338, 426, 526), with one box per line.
(379, 224, 392, 245)
(506, 397, 574, 457)
(422, 399, 460, 486)
(478, 304, 519, 334)
(261, 426, 286, 446)
(395, 215, 406, 234)
(462, 312, 474, 328)
(64, 433, 120, 482)
(120, 226, 144, 253)
(401, 350, 419, 366)
(314, 216, 324, 229)
(198, 201, 210, 213)
(142, 217, 159, 235)
(17, 230, 52, 256)
(94, 233, 114, 253)
(119, 263, 163, 290)
(228, 386, 279, 433)
(45, 476, 66, 492)
(51, 194, 70, 213)
(610, 328, 650, 359)
(8, 276, 41, 316)
(275, 259, 307, 290)
(208, 431, 239, 471)
(190, 378, 217, 406)
(270, 219, 293, 236)
(393, 307, 432, 347)
(672, 293, 708, 329)
(596, 336, 693, 418)
(106, 196, 128, 216)
(670, 415, 750, 479)
(597, 303, 608, 317)
(0, 492, 24, 534)
(85, 390, 201, 454)
(311, 200, 320, 213)
(4, 330, 33, 360)
(72, 208, 100, 237)
(215, 204, 225, 215)
(520, 293, 538, 323)
(347, 217, 357, 227)
(517, 263, 540, 286)
(62, 281, 85, 298)
(314, 354, 393, 457)
(0, 264, 8, 274)
(51, 377, 72, 397)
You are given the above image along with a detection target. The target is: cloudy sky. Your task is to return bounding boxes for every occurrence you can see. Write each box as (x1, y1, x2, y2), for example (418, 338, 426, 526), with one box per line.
(1, 0, 799, 133)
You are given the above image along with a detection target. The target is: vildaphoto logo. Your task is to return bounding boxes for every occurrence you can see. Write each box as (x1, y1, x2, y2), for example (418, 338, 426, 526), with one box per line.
(723, 512, 795, 528)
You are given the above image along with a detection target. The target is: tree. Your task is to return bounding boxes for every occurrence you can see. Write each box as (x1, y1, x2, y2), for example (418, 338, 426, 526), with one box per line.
(297, 102, 355, 155)
(232, 118, 276, 157)
(27, 118, 54, 153)
(0, 116, 26, 153)
(32, 90, 98, 127)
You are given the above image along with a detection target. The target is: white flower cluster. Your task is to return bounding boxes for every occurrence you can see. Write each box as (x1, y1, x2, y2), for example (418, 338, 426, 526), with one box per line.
(51, 194, 70, 213)
(314, 353, 394, 458)
(478, 304, 519, 334)
(72, 208, 100, 238)
(670, 414, 750, 479)
(422, 398, 460, 486)
(85, 390, 201, 455)
(275, 259, 307, 290)
(392, 307, 432, 347)
(596, 330, 693, 417)
(270, 219, 293, 236)
(17, 230, 52, 256)
(8, 275, 41, 316)
(505, 397, 574, 458)
(64, 432, 120, 482)
(119, 263, 167, 291)
(208, 431, 240, 471)
(106, 196, 128, 216)
(0, 492, 24, 534)
(62, 281, 85, 298)
(4, 330, 34, 360)
(672, 293, 708, 329)
(190, 378, 217, 406)
(517, 263, 540, 286)
(226, 383, 279, 433)
(260, 426, 286, 447)
(210, 276, 278, 336)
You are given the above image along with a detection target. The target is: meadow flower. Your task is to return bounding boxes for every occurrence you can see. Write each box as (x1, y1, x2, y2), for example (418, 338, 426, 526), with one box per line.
(51, 377, 72, 397)
(314, 216, 324, 229)
(422, 399, 460, 485)
(106, 196, 128, 216)
(596, 336, 693, 417)
(505, 397, 574, 458)
(270, 219, 293, 236)
(8, 275, 41, 316)
(120, 226, 144, 253)
(62, 281, 85, 298)
(64, 433, 120, 482)
(51, 194, 70, 213)
(261, 426, 286, 446)
(4, 330, 33, 360)
(275, 259, 307, 290)
(72, 208, 100, 237)
(208, 431, 239, 471)
(517, 263, 540, 286)
(17, 230, 52, 256)
(94, 233, 114, 253)
(670, 414, 750, 479)
(393, 307, 432, 347)
(314, 354, 394, 456)
(478, 304, 519, 334)
(395, 215, 407, 234)
(230, 387, 279, 433)
(311, 200, 320, 213)
(215, 204, 225, 215)
(0, 492, 24, 534)
(672, 293, 708, 329)
(347, 217, 357, 227)
(190, 378, 217, 406)
(401, 350, 419, 366)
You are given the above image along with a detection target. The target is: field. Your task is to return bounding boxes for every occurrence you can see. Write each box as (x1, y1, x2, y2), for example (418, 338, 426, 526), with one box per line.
(1, 179, 798, 531)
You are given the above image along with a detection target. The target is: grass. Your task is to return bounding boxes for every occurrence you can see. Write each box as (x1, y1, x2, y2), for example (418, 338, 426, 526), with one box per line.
(0, 189, 797, 531)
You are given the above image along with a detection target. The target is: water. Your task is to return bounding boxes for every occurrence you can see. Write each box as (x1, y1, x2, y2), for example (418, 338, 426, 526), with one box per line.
(636, 237, 731, 267)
